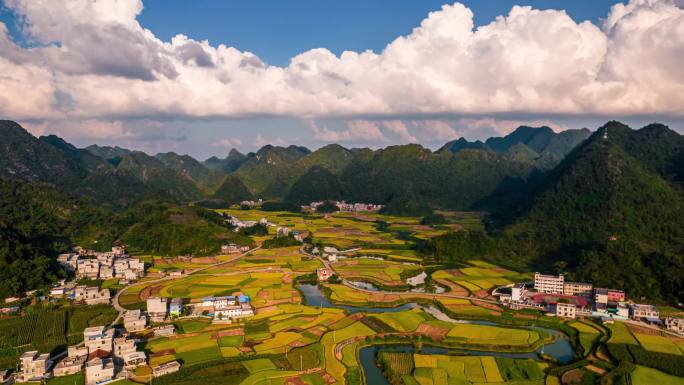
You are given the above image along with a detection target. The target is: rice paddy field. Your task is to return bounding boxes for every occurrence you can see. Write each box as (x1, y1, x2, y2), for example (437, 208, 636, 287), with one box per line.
(332, 257, 422, 287)
(568, 321, 604, 355)
(411, 354, 510, 384)
(42, 208, 682, 385)
(217, 208, 482, 254)
(432, 260, 531, 295)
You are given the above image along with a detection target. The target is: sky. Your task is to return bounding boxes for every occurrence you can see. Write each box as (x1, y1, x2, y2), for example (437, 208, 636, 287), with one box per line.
(0, 0, 683, 159)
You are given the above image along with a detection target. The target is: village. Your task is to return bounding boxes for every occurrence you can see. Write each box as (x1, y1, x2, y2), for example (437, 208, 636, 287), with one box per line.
(0, 207, 682, 385)
(2, 245, 257, 385)
(492, 272, 684, 335)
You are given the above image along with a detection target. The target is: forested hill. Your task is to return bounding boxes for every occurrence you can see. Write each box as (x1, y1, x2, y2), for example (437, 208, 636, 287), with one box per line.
(2, 119, 683, 302)
(424, 122, 684, 303)
(0, 120, 590, 212)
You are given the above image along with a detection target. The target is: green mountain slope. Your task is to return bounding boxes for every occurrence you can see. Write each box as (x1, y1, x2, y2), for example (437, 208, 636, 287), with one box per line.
(203, 149, 248, 173)
(155, 152, 224, 190)
(337, 144, 535, 212)
(285, 166, 343, 205)
(212, 175, 253, 204)
(437, 126, 591, 169)
(233, 145, 311, 197)
(425, 123, 684, 303)
(85, 144, 131, 160)
(115, 151, 203, 201)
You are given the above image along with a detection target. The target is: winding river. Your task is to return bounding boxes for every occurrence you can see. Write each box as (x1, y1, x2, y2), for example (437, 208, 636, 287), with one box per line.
(297, 284, 576, 385)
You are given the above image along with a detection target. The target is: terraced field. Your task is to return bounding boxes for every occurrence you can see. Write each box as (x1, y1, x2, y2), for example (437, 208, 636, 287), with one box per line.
(432, 261, 531, 295)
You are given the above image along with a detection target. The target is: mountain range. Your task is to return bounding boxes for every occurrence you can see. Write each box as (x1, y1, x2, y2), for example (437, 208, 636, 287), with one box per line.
(1, 119, 682, 302)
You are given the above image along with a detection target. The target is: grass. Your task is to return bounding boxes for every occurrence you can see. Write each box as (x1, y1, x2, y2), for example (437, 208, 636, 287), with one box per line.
(631, 365, 684, 385)
(633, 333, 683, 355)
(175, 319, 211, 334)
(242, 358, 277, 373)
(569, 321, 603, 355)
(288, 343, 323, 370)
(218, 335, 244, 347)
(176, 345, 222, 365)
(607, 322, 639, 345)
(47, 372, 84, 385)
(495, 357, 546, 381)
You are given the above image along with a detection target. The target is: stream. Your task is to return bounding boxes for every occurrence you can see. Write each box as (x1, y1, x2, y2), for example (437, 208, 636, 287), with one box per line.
(297, 284, 576, 384)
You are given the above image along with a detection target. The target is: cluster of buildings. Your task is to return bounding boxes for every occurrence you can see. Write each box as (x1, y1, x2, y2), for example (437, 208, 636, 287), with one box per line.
(305, 201, 384, 213)
(57, 246, 145, 284)
(222, 214, 273, 232)
(16, 327, 151, 384)
(196, 295, 254, 322)
(239, 199, 263, 208)
(221, 243, 251, 254)
(145, 297, 183, 323)
(275, 227, 309, 242)
(14, 295, 197, 384)
(495, 272, 684, 335)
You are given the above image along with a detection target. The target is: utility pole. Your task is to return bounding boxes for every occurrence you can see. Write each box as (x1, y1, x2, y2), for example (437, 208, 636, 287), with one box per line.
(300, 353, 303, 371)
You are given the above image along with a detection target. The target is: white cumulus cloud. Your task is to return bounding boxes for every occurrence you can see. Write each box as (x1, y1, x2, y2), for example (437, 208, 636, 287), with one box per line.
(0, 0, 682, 142)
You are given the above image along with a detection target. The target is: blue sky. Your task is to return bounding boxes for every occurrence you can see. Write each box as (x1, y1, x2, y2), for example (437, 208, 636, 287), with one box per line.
(0, 0, 682, 159)
(136, 0, 618, 67)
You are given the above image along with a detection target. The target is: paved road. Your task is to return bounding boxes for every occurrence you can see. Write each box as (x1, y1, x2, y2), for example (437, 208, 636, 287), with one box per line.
(111, 247, 260, 326)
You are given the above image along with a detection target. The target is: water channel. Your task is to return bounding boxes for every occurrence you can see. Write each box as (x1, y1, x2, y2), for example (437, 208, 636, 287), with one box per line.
(297, 284, 576, 385)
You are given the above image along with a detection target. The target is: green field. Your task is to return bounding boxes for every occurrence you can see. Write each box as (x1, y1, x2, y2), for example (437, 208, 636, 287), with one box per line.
(607, 322, 639, 345)
(412, 354, 506, 384)
(633, 333, 683, 355)
(446, 323, 540, 347)
(631, 365, 684, 385)
(0, 304, 118, 369)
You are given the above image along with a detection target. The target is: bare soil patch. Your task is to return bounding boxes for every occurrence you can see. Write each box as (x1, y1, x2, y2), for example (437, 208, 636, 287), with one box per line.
(151, 349, 175, 357)
(416, 323, 449, 340)
(627, 323, 660, 336)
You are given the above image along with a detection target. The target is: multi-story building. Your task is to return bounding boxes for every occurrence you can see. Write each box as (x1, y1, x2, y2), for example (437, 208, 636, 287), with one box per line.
(99, 266, 114, 279)
(82, 287, 110, 305)
(170, 298, 183, 318)
(563, 282, 593, 297)
(83, 326, 114, 353)
(123, 310, 147, 332)
(85, 357, 114, 385)
(17, 351, 51, 382)
(57, 253, 79, 272)
(630, 304, 660, 321)
(53, 355, 86, 377)
(594, 288, 625, 304)
(664, 317, 684, 335)
(77, 259, 100, 279)
(221, 244, 240, 254)
(123, 352, 147, 370)
(153, 361, 181, 377)
(147, 297, 168, 322)
(511, 283, 527, 302)
(555, 303, 577, 319)
(153, 325, 175, 337)
(113, 336, 136, 362)
(534, 273, 564, 294)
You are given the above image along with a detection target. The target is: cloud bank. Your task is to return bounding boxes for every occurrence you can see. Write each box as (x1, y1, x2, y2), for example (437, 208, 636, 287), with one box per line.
(0, 0, 682, 150)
